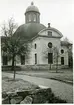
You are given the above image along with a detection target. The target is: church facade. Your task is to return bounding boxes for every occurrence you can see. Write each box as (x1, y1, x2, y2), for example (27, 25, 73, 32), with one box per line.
(2, 2, 72, 68)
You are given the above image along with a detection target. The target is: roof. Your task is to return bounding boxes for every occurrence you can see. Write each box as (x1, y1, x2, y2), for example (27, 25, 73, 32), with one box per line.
(38, 27, 63, 38)
(25, 2, 40, 14)
(14, 23, 46, 40)
(61, 41, 72, 46)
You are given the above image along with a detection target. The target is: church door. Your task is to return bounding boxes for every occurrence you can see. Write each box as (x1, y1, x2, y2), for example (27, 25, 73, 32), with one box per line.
(48, 53, 53, 64)
(61, 57, 64, 65)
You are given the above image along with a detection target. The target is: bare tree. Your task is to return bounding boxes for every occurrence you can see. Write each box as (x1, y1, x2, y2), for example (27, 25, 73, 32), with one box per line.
(43, 48, 53, 70)
(53, 47, 60, 72)
(43, 46, 60, 72)
(1, 17, 30, 80)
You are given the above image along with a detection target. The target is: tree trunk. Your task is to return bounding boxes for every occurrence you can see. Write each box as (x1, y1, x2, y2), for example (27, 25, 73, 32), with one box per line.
(12, 55, 15, 80)
(50, 64, 51, 70)
(56, 57, 58, 73)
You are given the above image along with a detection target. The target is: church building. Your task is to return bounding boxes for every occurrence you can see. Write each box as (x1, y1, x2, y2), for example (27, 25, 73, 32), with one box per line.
(2, 2, 72, 68)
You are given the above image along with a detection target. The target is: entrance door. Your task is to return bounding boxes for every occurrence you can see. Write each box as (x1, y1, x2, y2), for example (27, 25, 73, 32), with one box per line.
(48, 53, 53, 64)
(61, 57, 64, 65)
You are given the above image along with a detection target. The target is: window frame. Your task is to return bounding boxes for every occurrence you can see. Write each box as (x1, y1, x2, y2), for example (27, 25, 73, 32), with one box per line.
(48, 42, 52, 48)
(61, 49, 64, 54)
(61, 57, 64, 65)
(48, 31, 52, 36)
(35, 43, 37, 49)
(35, 53, 37, 64)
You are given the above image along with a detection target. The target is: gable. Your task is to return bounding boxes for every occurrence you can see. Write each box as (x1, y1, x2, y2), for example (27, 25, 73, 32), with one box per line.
(38, 27, 63, 38)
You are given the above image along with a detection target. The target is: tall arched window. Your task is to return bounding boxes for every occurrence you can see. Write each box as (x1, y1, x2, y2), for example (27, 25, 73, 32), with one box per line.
(35, 43, 37, 49)
(33, 14, 36, 21)
(29, 14, 31, 22)
(35, 53, 37, 64)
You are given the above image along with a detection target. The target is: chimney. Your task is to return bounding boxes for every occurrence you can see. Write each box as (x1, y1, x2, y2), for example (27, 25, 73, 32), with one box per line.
(48, 23, 50, 28)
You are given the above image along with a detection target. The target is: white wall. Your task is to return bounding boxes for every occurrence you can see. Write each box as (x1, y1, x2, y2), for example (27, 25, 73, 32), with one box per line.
(30, 36, 68, 66)
(31, 36, 61, 64)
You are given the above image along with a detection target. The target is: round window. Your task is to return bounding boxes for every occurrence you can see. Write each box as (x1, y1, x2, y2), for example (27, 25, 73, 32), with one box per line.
(48, 42, 52, 48)
(61, 49, 64, 54)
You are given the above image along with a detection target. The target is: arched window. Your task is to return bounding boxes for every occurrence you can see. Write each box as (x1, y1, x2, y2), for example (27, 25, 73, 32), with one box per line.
(29, 14, 31, 22)
(35, 43, 37, 49)
(33, 14, 36, 21)
(35, 53, 37, 64)
(61, 49, 64, 54)
(48, 42, 52, 48)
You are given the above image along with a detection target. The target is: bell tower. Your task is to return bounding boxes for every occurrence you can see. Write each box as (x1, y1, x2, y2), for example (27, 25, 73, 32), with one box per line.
(25, 2, 40, 23)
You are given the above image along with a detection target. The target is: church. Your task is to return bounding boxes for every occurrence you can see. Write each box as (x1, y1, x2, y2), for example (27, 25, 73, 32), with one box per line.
(2, 2, 72, 68)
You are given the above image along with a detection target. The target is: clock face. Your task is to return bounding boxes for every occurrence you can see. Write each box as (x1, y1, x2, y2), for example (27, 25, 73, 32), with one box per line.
(48, 42, 52, 48)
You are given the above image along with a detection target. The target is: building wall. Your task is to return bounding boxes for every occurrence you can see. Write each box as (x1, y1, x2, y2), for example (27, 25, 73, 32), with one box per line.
(60, 46, 68, 65)
(30, 37, 60, 64)
(6, 36, 69, 66)
(30, 36, 68, 66)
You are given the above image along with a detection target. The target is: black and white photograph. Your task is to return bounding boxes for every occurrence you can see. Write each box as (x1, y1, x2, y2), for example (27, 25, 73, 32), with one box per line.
(0, 0, 73, 104)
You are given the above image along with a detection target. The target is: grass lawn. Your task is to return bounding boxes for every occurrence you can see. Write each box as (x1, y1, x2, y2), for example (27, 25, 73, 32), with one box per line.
(3, 68, 73, 84)
(15, 69, 73, 84)
(2, 74, 39, 93)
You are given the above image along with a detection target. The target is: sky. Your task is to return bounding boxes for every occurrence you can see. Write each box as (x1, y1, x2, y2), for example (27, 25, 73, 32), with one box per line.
(0, 0, 74, 42)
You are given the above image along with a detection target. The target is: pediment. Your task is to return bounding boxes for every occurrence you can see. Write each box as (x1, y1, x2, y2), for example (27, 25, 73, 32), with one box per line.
(38, 27, 63, 38)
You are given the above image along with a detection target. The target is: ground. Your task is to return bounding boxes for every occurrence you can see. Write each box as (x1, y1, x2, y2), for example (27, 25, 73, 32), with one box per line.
(2, 69, 73, 103)
(2, 75, 39, 93)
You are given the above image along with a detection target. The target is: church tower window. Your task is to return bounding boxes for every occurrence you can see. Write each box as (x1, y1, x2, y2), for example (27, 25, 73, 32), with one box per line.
(33, 14, 36, 21)
(29, 14, 31, 22)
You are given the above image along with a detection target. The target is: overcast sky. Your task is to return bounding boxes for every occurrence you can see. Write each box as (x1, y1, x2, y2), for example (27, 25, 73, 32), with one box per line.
(0, 0, 74, 42)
